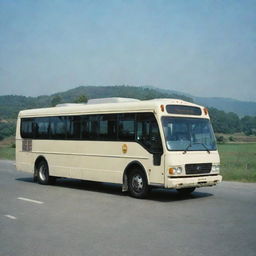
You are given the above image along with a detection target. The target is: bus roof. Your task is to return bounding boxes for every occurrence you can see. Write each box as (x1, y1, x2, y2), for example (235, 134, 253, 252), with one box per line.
(18, 98, 208, 118)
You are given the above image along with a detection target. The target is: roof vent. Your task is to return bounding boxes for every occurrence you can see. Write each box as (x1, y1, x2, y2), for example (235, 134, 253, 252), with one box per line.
(87, 97, 140, 104)
(56, 103, 86, 107)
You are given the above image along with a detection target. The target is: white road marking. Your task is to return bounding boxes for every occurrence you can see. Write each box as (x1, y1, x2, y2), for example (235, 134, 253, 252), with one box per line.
(17, 197, 44, 204)
(5, 214, 17, 220)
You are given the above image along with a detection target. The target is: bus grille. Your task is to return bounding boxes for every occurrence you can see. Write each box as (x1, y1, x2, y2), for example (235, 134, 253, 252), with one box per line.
(185, 163, 212, 174)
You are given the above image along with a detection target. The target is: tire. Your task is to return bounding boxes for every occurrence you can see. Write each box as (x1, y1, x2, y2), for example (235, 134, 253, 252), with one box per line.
(176, 187, 196, 195)
(37, 160, 55, 185)
(128, 168, 149, 199)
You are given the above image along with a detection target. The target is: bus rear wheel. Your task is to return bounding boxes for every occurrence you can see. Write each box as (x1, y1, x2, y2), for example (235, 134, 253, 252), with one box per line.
(128, 168, 149, 199)
(37, 160, 55, 185)
(176, 187, 196, 195)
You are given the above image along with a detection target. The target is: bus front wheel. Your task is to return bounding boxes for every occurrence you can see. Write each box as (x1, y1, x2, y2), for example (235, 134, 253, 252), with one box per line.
(128, 168, 149, 199)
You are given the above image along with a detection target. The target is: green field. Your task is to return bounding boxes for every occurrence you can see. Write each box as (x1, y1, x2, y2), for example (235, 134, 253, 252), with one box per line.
(218, 143, 256, 182)
(0, 140, 255, 182)
(0, 145, 15, 160)
(0, 137, 15, 160)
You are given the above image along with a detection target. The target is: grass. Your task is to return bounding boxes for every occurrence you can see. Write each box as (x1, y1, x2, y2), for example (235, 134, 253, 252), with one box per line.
(0, 146, 15, 160)
(0, 136, 15, 160)
(218, 143, 256, 182)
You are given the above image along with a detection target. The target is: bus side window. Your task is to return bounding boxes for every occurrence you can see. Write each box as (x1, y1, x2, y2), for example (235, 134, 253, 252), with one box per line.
(118, 113, 135, 141)
(21, 118, 34, 138)
(66, 116, 81, 139)
(34, 117, 50, 139)
(81, 116, 90, 140)
(50, 116, 66, 139)
(136, 113, 163, 153)
(99, 114, 117, 140)
(81, 115, 101, 140)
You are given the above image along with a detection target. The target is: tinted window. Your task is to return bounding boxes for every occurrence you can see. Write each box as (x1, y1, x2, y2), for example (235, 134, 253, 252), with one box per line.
(136, 113, 162, 153)
(81, 115, 98, 140)
(21, 118, 34, 138)
(99, 114, 117, 140)
(166, 105, 202, 116)
(118, 113, 135, 141)
(50, 116, 66, 139)
(34, 117, 50, 139)
(67, 116, 81, 139)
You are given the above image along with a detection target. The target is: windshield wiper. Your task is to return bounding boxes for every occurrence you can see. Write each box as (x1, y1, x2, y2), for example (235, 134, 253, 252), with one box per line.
(183, 141, 192, 154)
(183, 142, 210, 154)
(199, 143, 211, 154)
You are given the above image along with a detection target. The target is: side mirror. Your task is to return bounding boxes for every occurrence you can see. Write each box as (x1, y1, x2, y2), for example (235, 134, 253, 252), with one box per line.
(153, 152, 162, 166)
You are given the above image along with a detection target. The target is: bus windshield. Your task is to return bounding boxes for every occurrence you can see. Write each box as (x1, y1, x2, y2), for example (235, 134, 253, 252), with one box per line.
(162, 117, 217, 152)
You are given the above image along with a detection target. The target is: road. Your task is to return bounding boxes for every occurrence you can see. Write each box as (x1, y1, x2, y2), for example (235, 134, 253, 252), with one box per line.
(0, 160, 255, 256)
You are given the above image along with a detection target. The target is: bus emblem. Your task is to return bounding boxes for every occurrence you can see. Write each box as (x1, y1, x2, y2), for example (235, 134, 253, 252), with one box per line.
(122, 144, 128, 154)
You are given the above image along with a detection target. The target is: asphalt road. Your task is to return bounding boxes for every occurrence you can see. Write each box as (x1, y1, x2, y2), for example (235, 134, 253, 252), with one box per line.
(0, 160, 255, 256)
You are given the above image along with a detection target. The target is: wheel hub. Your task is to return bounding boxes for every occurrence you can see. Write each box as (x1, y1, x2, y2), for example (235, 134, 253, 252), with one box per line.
(132, 174, 143, 192)
(39, 165, 46, 181)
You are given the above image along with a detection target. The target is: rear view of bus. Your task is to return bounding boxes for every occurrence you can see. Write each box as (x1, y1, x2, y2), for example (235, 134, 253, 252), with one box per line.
(160, 102, 222, 194)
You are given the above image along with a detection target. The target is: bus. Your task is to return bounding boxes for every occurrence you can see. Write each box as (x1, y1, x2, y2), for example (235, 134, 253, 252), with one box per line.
(16, 98, 222, 198)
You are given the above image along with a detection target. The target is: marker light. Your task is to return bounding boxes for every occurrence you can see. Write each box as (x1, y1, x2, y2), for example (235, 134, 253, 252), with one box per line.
(160, 105, 165, 112)
(169, 167, 183, 175)
(169, 168, 175, 175)
(204, 108, 208, 115)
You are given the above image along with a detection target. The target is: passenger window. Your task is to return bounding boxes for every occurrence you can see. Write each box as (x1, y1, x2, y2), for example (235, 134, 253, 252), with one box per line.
(81, 115, 99, 140)
(50, 116, 66, 139)
(99, 114, 117, 140)
(34, 117, 50, 139)
(67, 116, 81, 139)
(21, 118, 34, 138)
(118, 113, 135, 141)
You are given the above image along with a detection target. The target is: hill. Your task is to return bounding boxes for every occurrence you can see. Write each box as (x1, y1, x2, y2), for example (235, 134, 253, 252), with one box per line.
(194, 97, 256, 117)
(150, 87, 256, 117)
(0, 86, 192, 119)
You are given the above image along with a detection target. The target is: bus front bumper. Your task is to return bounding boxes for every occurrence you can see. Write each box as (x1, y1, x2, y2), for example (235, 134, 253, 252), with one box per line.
(166, 175, 222, 189)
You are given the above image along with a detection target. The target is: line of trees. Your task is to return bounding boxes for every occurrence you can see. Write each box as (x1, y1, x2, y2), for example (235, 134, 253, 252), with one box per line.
(51, 94, 88, 106)
(209, 108, 256, 135)
(0, 120, 16, 140)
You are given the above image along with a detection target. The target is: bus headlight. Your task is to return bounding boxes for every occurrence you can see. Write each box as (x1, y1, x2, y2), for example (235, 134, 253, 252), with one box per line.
(212, 164, 220, 172)
(169, 166, 183, 175)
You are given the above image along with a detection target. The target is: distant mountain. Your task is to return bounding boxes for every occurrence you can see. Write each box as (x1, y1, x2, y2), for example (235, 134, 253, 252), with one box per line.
(0, 85, 255, 119)
(151, 87, 256, 117)
(0, 85, 192, 119)
(52, 85, 192, 103)
(193, 97, 256, 117)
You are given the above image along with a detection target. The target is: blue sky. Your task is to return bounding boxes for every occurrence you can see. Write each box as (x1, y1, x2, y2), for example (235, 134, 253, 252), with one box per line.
(0, 0, 256, 101)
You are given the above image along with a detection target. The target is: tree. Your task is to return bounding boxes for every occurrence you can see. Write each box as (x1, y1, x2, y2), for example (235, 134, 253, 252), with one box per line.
(241, 116, 256, 135)
(209, 108, 241, 134)
(74, 94, 88, 103)
(51, 95, 62, 107)
(216, 136, 226, 143)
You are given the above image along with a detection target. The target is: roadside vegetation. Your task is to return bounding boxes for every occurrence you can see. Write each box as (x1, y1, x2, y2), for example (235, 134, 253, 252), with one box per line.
(0, 136, 15, 160)
(218, 143, 256, 182)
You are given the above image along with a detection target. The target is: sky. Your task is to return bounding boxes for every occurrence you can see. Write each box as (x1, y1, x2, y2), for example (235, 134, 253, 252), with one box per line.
(0, 0, 256, 101)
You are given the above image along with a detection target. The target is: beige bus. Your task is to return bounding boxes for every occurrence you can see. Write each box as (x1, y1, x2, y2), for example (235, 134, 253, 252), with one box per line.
(16, 98, 222, 198)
